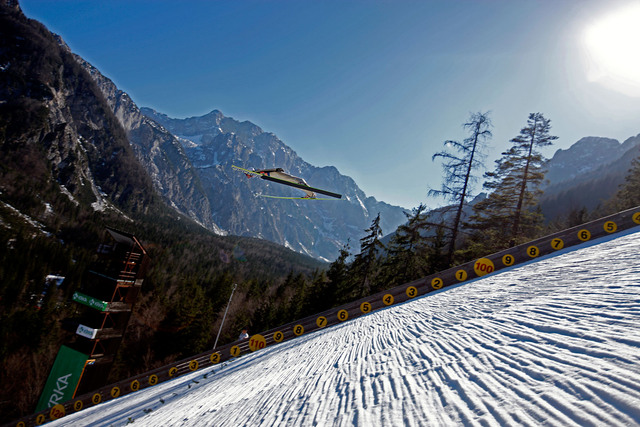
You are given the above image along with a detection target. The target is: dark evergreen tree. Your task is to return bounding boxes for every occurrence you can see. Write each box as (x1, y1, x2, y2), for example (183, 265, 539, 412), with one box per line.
(250, 299, 275, 332)
(327, 242, 353, 304)
(351, 213, 385, 296)
(300, 270, 333, 314)
(154, 281, 215, 360)
(426, 222, 450, 273)
(469, 113, 557, 249)
(565, 206, 590, 228)
(607, 157, 640, 211)
(383, 204, 431, 287)
(280, 271, 309, 320)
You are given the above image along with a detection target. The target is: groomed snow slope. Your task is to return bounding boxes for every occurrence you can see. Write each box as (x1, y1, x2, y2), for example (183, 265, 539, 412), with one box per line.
(50, 231, 640, 426)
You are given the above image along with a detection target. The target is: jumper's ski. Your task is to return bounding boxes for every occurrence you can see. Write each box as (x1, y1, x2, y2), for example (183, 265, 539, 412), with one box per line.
(232, 165, 264, 178)
(258, 194, 339, 200)
(232, 165, 342, 199)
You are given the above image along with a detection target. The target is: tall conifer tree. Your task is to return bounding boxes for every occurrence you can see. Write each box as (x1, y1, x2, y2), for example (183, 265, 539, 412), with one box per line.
(383, 204, 431, 287)
(430, 111, 492, 264)
(608, 157, 640, 211)
(327, 242, 353, 304)
(470, 112, 557, 249)
(352, 213, 385, 297)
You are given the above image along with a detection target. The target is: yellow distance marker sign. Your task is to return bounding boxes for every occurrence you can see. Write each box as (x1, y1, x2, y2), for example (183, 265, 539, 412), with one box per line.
(502, 254, 515, 266)
(474, 258, 495, 276)
(249, 334, 267, 351)
(316, 316, 328, 328)
(578, 229, 591, 241)
(273, 331, 284, 343)
(230, 345, 241, 357)
(91, 393, 102, 405)
(551, 238, 564, 250)
(49, 404, 65, 420)
(604, 221, 617, 233)
(293, 324, 305, 336)
(110, 386, 121, 398)
(360, 302, 372, 313)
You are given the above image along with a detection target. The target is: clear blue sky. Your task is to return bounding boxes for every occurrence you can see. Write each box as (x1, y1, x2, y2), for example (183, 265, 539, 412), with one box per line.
(20, 0, 640, 209)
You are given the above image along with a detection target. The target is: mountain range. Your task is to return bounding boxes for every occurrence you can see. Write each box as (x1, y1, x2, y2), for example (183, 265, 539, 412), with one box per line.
(540, 134, 640, 219)
(70, 54, 407, 261)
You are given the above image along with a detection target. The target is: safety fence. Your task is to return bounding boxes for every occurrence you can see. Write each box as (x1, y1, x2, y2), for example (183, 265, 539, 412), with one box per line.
(8, 206, 640, 427)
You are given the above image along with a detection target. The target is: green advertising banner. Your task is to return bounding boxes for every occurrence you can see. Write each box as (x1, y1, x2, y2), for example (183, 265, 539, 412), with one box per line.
(36, 345, 89, 412)
(72, 291, 108, 311)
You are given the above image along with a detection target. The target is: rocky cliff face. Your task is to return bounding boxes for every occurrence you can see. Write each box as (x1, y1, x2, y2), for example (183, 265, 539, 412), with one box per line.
(0, 4, 157, 223)
(70, 54, 222, 233)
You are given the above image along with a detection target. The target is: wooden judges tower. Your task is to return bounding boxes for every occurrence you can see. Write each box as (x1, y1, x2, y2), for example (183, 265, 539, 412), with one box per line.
(37, 228, 150, 411)
(70, 228, 149, 394)
(68, 228, 150, 394)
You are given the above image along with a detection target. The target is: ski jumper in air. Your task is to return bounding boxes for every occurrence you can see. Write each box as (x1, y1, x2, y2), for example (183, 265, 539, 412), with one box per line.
(232, 165, 342, 199)
(250, 168, 316, 198)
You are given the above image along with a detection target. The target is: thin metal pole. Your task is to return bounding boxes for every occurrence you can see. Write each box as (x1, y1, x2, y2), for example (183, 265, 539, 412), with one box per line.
(213, 283, 237, 350)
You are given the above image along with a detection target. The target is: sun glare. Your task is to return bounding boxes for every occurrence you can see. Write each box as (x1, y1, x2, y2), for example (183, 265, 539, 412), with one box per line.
(583, 3, 640, 96)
